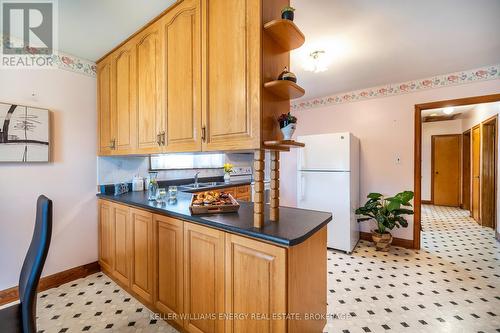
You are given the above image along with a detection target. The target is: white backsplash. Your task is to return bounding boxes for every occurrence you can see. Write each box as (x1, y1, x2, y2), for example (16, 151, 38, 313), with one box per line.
(97, 153, 256, 185)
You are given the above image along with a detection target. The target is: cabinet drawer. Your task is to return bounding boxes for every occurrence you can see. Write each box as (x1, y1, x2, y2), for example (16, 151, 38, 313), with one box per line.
(236, 185, 250, 194)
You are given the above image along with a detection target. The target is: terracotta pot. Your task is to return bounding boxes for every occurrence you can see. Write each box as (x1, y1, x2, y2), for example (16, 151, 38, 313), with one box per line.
(371, 230, 393, 251)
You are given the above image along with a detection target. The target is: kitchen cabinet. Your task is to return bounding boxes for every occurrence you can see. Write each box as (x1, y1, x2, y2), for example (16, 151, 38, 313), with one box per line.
(225, 233, 286, 332)
(110, 42, 137, 154)
(97, 59, 112, 155)
(98, 198, 327, 332)
(112, 204, 131, 286)
(201, 0, 261, 151)
(183, 222, 225, 333)
(135, 22, 163, 154)
(130, 208, 154, 303)
(161, 0, 202, 152)
(98, 200, 114, 272)
(154, 214, 184, 327)
(97, 0, 299, 155)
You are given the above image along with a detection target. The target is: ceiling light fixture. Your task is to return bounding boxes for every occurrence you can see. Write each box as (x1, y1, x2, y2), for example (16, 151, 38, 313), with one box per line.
(304, 50, 327, 73)
(443, 107, 454, 115)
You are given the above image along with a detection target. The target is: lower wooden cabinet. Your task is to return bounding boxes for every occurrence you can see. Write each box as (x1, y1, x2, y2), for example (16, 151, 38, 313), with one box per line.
(98, 200, 114, 272)
(183, 223, 225, 333)
(130, 208, 154, 303)
(98, 199, 327, 333)
(154, 214, 184, 327)
(112, 204, 131, 286)
(225, 233, 286, 333)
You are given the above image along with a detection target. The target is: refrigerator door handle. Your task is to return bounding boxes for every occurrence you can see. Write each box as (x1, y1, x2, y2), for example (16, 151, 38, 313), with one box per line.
(300, 175, 306, 200)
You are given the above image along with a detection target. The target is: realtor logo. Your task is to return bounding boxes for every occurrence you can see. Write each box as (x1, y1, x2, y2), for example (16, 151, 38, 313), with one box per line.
(1, 0, 57, 67)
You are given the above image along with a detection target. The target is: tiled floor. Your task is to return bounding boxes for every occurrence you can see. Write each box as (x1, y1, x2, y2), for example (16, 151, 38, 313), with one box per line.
(325, 205, 500, 333)
(32, 205, 499, 332)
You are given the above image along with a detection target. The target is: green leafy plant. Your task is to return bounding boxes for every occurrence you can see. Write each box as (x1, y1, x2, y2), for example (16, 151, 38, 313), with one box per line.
(355, 191, 414, 234)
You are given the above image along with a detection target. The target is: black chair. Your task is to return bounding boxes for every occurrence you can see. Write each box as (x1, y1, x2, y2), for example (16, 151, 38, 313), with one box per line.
(0, 195, 52, 333)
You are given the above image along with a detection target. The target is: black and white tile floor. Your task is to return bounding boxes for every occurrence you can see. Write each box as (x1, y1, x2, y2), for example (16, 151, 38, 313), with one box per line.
(26, 205, 500, 332)
(325, 205, 500, 333)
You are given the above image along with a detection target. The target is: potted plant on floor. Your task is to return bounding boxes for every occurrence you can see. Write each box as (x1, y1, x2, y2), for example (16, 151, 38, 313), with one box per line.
(355, 191, 414, 251)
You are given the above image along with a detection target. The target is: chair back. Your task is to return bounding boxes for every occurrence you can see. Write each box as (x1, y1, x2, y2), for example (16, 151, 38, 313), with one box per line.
(18, 195, 52, 333)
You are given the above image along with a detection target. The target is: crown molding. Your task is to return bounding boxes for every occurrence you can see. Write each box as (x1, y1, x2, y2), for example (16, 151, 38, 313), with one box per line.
(291, 64, 500, 111)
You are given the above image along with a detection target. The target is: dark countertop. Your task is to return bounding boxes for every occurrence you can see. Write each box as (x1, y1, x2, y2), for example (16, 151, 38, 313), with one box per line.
(97, 190, 332, 247)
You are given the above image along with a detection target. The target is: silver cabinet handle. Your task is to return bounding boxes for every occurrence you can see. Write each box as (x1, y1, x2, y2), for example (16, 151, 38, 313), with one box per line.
(109, 139, 116, 150)
(201, 126, 206, 142)
(156, 133, 161, 146)
(161, 131, 166, 146)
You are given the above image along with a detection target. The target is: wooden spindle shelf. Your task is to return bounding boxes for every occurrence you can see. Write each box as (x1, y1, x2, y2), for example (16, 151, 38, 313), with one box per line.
(264, 19, 305, 51)
(264, 80, 305, 100)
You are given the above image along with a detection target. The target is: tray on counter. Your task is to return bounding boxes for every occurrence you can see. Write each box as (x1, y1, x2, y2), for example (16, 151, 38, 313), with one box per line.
(189, 192, 240, 215)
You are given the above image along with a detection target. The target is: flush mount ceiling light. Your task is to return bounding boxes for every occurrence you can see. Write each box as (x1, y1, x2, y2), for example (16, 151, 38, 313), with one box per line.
(304, 50, 328, 73)
(443, 107, 454, 115)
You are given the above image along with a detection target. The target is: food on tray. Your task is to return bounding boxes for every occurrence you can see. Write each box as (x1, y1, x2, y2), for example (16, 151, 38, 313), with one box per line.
(192, 190, 234, 206)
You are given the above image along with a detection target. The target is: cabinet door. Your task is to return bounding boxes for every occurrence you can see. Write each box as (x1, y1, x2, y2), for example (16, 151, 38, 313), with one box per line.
(202, 0, 260, 151)
(97, 59, 113, 155)
(135, 23, 163, 153)
(162, 0, 202, 152)
(225, 233, 286, 333)
(98, 200, 114, 272)
(113, 204, 131, 286)
(130, 208, 154, 303)
(235, 185, 250, 201)
(154, 215, 184, 327)
(184, 223, 225, 333)
(111, 43, 137, 154)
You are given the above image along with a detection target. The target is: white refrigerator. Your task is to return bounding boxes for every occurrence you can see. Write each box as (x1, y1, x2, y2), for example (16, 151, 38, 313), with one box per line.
(297, 132, 360, 252)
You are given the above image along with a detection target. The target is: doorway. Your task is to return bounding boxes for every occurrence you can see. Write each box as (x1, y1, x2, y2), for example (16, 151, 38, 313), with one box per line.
(414, 94, 500, 250)
(431, 135, 461, 206)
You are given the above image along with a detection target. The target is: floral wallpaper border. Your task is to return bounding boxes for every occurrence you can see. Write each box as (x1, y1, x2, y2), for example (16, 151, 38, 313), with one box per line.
(1, 34, 96, 77)
(291, 64, 500, 111)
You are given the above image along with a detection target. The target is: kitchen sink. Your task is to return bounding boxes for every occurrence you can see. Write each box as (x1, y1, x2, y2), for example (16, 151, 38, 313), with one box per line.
(182, 182, 226, 190)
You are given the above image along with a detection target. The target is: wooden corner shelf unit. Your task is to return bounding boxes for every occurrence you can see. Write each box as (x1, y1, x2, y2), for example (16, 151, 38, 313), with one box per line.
(263, 19, 305, 51)
(263, 140, 305, 150)
(264, 80, 306, 100)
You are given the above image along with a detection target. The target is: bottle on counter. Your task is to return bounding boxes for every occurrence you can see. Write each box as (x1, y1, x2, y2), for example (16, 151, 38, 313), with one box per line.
(148, 172, 159, 201)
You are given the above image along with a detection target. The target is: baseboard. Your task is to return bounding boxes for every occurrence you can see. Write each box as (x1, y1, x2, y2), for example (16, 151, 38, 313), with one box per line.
(421, 200, 433, 204)
(0, 261, 100, 306)
(360, 232, 414, 249)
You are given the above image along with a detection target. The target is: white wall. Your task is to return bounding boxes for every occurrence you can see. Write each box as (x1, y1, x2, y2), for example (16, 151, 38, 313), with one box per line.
(421, 119, 463, 201)
(281, 79, 500, 240)
(0, 68, 97, 290)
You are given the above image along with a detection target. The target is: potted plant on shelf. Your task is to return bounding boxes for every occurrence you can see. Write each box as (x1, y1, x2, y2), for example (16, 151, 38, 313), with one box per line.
(281, 6, 295, 21)
(355, 191, 414, 251)
(278, 112, 297, 140)
(223, 163, 233, 183)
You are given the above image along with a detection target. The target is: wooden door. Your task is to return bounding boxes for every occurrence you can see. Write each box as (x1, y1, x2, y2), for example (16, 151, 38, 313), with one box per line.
(162, 0, 202, 152)
(135, 23, 163, 153)
(432, 135, 461, 206)
(202, 0, 260, 151)
(98, 200, 114, 272)
(481, 118, 497, 228)
(225, 233, 286, 333)
(154, 215, 184, 327)
(113, 204, 131, 286)
(130, 208, 154, 303)
(462, 131, 471, 212)
(111, 43, 137, 154)
(472, 126, 481, 222)
(97, 59, 113, 155)
(184, 222, 225, 333)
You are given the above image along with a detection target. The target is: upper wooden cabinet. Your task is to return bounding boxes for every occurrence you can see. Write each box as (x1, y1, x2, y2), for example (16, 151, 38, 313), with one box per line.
(161, 0, 202, 152)
(201, 0, 260, 151)
(97, 0, 298, 155)
(97, 59, 112, 155)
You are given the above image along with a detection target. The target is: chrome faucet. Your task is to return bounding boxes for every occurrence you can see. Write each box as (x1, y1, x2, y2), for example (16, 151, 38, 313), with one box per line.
(194, 171, 201, 188)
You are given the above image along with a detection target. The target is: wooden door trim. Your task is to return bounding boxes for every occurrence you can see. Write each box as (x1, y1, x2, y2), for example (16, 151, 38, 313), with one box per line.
(430, 134, 461, 206)
(481, 115, 498, 230)
(414, 93, 500, 250)
(472, 124, 482, 223)
(462, 130, 471, 211)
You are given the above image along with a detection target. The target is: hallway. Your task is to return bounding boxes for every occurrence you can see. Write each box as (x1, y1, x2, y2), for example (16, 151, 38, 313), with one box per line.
(325, 205, 500, 333)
